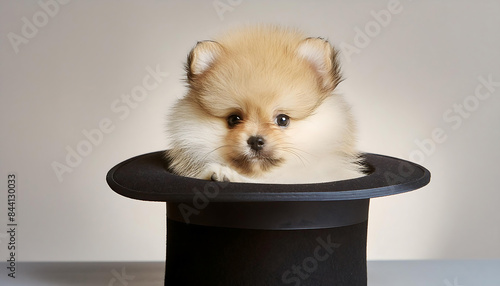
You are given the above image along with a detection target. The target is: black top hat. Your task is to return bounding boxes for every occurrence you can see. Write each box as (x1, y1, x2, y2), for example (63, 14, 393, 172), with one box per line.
(107, 151, 430, 285)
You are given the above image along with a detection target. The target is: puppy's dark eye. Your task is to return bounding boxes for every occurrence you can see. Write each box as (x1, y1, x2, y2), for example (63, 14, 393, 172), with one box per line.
(227, 114, 243, 128)
(275, 114, 290, 127)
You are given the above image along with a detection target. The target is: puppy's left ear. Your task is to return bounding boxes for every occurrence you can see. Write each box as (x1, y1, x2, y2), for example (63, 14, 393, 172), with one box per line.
(296, 37, 342, 92)
(186, 40, 224, 82)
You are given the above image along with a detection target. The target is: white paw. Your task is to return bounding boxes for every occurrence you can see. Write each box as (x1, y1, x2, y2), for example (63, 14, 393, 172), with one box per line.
(199, 163, 248, 182)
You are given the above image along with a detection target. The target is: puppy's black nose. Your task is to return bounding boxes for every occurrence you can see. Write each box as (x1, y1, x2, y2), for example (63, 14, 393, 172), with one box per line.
(247, 136, 265, 151)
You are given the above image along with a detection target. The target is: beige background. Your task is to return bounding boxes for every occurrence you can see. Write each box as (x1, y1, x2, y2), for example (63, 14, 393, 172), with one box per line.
(1, 0, 499, 262)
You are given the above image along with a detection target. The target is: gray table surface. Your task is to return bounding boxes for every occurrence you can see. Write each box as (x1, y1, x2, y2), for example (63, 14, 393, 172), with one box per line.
(1, 260, 498, 285)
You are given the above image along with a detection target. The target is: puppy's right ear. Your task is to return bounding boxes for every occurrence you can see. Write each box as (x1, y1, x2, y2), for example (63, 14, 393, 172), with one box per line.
(186, 41, 224, 81)
(296, 37, 342, 92)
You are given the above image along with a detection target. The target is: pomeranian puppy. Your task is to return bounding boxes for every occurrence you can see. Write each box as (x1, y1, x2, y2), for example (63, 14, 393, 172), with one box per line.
(166, 26, 365, 184)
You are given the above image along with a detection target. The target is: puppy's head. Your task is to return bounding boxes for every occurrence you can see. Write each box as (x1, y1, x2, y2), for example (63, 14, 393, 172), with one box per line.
(185, 27, 344, 177)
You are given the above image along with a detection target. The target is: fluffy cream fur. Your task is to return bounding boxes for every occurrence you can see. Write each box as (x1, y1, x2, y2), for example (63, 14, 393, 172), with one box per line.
(166, 26, 364, 183)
